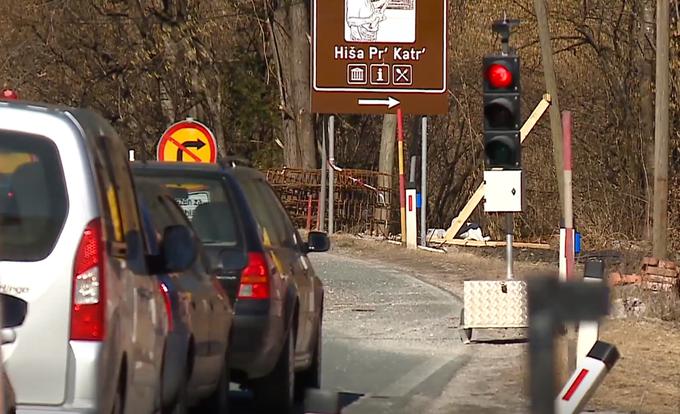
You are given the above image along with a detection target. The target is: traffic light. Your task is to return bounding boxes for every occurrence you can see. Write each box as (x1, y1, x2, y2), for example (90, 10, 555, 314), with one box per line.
(483, 54, 521, 169)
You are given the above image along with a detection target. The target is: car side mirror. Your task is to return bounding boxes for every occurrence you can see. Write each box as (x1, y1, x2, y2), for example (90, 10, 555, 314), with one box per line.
(160, 225, 197, 273)
(306, 231, 330, 253)
(0, 294, 28, 329)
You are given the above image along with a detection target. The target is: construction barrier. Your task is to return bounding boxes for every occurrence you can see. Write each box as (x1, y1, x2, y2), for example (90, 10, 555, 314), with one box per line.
(265, 168, 393, 235)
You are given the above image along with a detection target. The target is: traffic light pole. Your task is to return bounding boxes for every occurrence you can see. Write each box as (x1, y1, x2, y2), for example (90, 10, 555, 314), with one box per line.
(506, 213, 514, 279)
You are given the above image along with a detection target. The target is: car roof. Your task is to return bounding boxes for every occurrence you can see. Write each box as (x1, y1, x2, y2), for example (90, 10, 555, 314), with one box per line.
(0, 100, 121, 141)
(0, 99, 82, 117)
(131, 160, 265, 179)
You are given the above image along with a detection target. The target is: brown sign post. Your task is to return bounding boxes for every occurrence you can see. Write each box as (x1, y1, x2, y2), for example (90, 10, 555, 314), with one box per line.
(312, 0, 448, 115)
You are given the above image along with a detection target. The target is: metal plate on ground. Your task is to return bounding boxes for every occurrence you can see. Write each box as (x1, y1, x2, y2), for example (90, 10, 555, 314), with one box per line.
(463, 280, 528, 328)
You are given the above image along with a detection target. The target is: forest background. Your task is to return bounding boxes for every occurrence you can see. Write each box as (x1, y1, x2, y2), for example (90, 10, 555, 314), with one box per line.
(1, 0, 679, 250)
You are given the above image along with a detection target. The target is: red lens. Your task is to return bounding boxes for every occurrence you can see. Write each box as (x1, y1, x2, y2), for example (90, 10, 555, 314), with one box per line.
(70, 219, 105, 341)
(2, 89, 18, 100)
(238, 252, 270, 300)
(159, 282, 173, 332)
(486, 64, 513, 89)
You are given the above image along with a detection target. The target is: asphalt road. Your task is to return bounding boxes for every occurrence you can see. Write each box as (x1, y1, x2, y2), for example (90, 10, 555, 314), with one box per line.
(231, 252, 466, 413)
(316, 253, 467, 414)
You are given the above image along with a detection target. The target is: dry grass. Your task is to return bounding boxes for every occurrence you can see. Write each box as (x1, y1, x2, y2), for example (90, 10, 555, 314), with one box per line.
(590, 318, 680, 414)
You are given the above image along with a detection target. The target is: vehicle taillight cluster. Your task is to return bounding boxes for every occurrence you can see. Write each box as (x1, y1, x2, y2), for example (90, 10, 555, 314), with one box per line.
(70, 218, 106, 341)
(238, 252, 270, 300)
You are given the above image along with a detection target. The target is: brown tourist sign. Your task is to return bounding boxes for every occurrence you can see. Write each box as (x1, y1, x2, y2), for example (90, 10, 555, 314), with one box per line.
(311, 0, 448, 115)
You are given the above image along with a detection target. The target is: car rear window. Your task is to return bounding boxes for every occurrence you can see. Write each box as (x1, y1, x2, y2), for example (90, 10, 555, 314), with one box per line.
(133, 172, 240, 247)
(0, 131, 68, 261)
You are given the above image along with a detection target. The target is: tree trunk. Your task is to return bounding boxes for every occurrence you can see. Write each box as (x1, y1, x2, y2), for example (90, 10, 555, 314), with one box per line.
(271, 0, 316, 169)
(375, 114, 397, 235)
(272, 6, 298, 167)
(288, 0, 316, 169)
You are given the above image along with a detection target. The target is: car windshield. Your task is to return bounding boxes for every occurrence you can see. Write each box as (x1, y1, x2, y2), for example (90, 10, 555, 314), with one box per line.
(133, 172, 239, 247)
(0, 131, 68, 261)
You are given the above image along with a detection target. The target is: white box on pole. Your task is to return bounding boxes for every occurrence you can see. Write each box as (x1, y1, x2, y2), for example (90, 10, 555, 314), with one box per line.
(483, 170, 525, 213)
(406, 188, 418, 249)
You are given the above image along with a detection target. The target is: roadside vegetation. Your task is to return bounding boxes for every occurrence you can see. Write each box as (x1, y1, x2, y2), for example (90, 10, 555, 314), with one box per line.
(1, 0, 679, 251)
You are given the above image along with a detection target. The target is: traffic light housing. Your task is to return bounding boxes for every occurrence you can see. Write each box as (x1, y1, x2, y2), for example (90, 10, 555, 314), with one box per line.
(483, 54, 521, 169)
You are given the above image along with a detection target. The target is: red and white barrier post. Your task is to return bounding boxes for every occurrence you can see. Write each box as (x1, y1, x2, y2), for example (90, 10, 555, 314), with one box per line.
(406, 183, 418, 249)
(556, 341, 620, 414)
(577, 259, 605, 365)
(560, 111, 574, 282)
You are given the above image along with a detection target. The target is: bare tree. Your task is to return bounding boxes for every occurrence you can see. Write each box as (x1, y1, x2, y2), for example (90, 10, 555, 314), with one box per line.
(267, 0, 316, 169)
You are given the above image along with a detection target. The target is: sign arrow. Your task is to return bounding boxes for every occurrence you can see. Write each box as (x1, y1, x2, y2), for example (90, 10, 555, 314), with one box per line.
(175, 140, 205, 162)
(358, 97, 400, 109)
(184, 140, 205, 150)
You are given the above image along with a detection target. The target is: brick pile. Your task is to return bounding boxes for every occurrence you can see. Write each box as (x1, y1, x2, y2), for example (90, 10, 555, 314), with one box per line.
(640, 257, 679, 292)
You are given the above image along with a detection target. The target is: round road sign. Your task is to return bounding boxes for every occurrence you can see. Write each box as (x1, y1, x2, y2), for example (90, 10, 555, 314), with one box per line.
(157, 119, 218, 163)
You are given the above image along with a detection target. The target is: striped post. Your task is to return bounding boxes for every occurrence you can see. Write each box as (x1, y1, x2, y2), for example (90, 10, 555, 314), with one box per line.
(562, 110, 576, 376)
(397, 108, 406, 243)
(563, 111, 574, 280)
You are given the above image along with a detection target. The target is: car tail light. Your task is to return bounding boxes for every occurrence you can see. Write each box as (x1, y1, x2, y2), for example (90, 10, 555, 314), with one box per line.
(159, 282, 173, 332)
(1, 89, 18, 100)
(70, 218, 105, 341)
(238, 252, 270, 300)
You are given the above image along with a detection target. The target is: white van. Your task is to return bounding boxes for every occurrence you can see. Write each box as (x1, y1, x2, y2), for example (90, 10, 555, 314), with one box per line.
(0, 101, 198, 413)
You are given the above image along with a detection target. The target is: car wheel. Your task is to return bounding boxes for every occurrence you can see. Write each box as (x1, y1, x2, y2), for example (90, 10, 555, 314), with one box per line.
(295, 312, 322, 401)
(197, 356, 230, 414)
(253, 326, 295, 413)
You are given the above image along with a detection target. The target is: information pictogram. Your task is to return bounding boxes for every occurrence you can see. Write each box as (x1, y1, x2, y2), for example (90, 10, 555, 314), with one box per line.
(157, 119, 218, 163)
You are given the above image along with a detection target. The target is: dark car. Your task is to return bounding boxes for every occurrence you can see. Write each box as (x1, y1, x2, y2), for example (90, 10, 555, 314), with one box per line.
(136, 190, 233, 414)
(131, 160, 330, 413)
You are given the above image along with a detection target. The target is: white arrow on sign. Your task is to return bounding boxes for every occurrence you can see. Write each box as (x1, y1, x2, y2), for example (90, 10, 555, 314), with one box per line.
(357, 97, 400, 109)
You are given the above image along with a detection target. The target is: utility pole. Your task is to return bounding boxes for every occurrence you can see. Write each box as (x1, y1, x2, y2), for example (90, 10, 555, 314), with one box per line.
(533, 0, 565, 207)
(640, 0, 655, 240)
(318, 117, 327, 231)
(420, 116, 428, 246)
(328, 115, 335, 235)
(652, 0, 671, 258)
(533, 0, 568, 391)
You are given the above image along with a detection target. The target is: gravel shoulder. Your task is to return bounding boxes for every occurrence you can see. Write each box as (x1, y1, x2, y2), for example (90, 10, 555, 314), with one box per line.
(328, 234, 680, 414)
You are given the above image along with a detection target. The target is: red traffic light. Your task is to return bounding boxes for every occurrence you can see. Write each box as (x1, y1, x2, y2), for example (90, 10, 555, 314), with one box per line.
(485, 64, 513, 89)
(1, 89, 18, 100)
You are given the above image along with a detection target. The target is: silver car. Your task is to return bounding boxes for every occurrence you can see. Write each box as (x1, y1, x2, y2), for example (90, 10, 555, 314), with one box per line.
(0, 101, 197, 413)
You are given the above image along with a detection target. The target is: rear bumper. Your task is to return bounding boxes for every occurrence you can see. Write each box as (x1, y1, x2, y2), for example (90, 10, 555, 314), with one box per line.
(230, 300, 285, 381)
(17, 341, 101, 413)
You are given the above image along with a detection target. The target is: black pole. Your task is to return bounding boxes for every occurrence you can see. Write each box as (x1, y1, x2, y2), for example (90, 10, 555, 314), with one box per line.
(528, 277, 557, 414)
